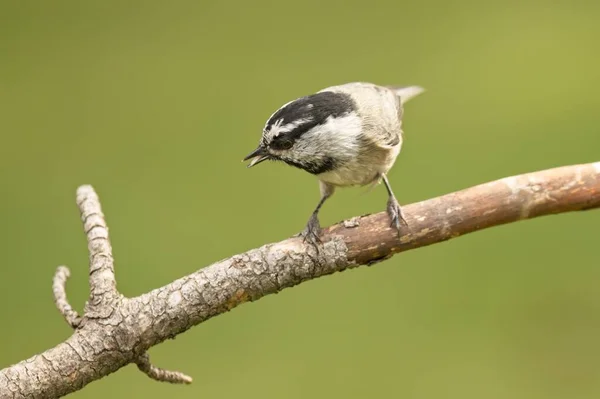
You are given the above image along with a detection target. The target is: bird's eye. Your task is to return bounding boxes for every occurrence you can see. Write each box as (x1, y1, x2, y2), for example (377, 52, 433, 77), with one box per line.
(271, 138, 293, 150)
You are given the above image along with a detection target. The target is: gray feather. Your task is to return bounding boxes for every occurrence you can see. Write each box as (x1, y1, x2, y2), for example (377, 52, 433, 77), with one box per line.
(385, 85, 426, 105)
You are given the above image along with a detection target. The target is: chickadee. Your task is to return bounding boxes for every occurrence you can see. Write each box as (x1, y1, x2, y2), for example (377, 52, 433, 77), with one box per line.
(243, 82, 424, 245)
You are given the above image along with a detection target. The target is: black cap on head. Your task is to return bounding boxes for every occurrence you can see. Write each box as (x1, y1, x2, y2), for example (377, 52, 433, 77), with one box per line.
(264, 91, 356, 146)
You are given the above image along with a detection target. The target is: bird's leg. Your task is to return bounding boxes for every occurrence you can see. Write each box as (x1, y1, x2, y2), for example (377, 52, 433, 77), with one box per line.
(301, 181, 335, 248)
(381, 173, 408, 233)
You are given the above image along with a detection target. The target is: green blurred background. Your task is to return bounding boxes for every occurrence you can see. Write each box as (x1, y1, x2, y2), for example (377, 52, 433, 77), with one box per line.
(1, 1, 600, 398)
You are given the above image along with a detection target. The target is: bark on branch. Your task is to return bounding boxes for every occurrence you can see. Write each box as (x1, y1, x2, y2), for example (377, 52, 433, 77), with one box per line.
(1, 162, 599, 398)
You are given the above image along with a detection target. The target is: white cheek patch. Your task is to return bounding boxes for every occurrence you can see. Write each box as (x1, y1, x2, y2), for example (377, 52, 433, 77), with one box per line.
(293, 113, 362, 161)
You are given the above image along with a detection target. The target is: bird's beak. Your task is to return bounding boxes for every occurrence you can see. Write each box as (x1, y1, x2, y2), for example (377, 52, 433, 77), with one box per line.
(243, 146, 270, 168)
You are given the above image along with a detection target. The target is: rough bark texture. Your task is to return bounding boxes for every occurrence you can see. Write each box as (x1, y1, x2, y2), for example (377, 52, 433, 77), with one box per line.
(1, 162, 599, 398)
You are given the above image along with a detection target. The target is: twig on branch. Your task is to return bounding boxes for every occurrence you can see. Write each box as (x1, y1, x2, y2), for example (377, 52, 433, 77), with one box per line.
(1, 162, 599, 398)
(135, 354, 193, 384)
(54, 186, 193, 395)
(52, 266, 81, 328)
(76, 185, 118, 313)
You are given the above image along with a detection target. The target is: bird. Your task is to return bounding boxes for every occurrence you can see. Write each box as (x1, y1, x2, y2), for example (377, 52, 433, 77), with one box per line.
(243, 82, 424, 246)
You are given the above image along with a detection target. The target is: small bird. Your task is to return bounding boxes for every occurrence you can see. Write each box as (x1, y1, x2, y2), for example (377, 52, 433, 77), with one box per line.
(243, 82, 424, 245)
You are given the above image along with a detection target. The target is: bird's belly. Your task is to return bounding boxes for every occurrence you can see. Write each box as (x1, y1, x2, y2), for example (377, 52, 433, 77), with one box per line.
(317, 144, 401, 187)
(317, 163, 379, 187)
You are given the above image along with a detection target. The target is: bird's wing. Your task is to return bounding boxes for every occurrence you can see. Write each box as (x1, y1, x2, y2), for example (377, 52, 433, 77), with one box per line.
(371, 86, 424, 148)
(378, 129, 401, 148)
(325, 83, 424, 148)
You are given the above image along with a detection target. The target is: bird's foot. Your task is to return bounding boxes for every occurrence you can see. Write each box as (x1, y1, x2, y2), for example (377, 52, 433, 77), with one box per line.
(387, 196, 409, 234)
(300, 213, 322, 251)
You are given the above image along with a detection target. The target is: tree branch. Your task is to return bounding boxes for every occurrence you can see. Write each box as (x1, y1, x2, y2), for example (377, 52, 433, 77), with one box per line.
(1, 162, 599, 398)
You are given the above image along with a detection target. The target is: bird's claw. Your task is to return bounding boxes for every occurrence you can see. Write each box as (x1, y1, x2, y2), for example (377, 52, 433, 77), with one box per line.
(387, 196, 408, 234)
(301, 214, 322, 252)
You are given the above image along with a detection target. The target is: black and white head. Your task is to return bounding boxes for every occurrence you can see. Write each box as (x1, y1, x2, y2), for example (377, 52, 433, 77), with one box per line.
(243, 91, 361, 175)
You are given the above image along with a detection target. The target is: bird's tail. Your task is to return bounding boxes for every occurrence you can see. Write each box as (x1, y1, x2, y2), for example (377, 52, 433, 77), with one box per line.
(388, 85, 425, 105)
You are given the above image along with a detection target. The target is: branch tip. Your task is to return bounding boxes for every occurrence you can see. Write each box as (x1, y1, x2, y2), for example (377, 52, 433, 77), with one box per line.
(52, 266, 81, 328)
(135, 353, 193, 385)
(76, 185, 119, 305)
